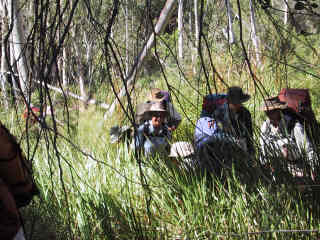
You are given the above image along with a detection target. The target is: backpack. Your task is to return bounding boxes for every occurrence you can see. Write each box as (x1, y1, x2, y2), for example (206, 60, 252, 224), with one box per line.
(278, 88, 320, 145)
(0, 122, 39, 208)
(201, 93, 227, 117)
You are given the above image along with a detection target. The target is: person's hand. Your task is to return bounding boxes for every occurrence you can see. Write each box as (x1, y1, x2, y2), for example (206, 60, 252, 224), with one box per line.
(168, 126, 176, 131)
(281, 146, 289, 159)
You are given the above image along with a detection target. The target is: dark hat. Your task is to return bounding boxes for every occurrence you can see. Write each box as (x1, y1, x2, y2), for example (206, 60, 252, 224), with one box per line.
(261, 97, 288, 111)
(227, 86, 251, 104)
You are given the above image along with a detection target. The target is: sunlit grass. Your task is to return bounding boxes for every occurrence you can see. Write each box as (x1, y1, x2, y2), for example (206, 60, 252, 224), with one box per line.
(2, 54, 320, 239)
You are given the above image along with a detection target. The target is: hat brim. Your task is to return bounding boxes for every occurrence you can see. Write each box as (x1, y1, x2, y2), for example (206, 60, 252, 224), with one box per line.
(148, 109, 168, 114)
(261, 97, 288, 111)
(261, 104, 288, 111)
(228, 94, 251, 104)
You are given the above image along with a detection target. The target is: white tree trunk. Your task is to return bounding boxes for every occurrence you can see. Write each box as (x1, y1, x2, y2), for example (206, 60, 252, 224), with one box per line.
(62, 48, 68, 86)
(0, 12, 9, 108)
(73, 42, 87, 101)
(193, 0, 199, 74)
(249, 0, 261, 66)
(105, 0, 177, 118)
(224, 0, 235, 43)
(7, 0, 29, 92)
(283, 0, 289, 25)
(35, 79, 109, 109)
(9, 39, 18, 92)
(178, 0, 184, 60)
(125, 0, 129, 76)
(225, 0, 236, 44)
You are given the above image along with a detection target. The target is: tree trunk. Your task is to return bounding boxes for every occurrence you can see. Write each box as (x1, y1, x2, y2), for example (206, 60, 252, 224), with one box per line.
(178, 0, 184, 60)
(9, 37, 18, 94)
(62, 48, 68, 87)
(105, 0, 177, 118)
(125, 0, 129, 76)
(0, 12, 9, 109)
(249, 0, 261, 66)
(73, 42, 87, 102)
(193, 0, 199, 74)
(7, 0, 29, 93)
(283, 0, 288, 25)
(34, 80, 109, 109)
(225, 0, 236, 44)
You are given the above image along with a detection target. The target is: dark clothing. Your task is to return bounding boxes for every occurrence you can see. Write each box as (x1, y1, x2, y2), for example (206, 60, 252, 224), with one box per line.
(215, 103, 254, 154)
(227, 106, 254, 154)
(0, 178, 21, 239)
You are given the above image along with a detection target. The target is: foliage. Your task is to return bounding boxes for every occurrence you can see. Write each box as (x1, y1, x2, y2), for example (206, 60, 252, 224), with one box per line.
(2, 0, 320, 239)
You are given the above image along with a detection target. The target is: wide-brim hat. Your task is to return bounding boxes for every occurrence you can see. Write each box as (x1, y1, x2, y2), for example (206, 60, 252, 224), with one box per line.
(261, 96, 288, 111)
(169, 141, 194, 158)
(149, 88, 169, 102)
(147, 101, 168, 114)
(227, 86, 251, 104)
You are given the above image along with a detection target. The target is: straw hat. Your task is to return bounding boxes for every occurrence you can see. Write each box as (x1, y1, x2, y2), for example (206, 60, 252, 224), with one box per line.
(149, 88, 170, 102)
(169, 141, 194, 158)
(227, 86, 251, 104)
(261, 97, 288, 111)
(147, 101, 168, 114)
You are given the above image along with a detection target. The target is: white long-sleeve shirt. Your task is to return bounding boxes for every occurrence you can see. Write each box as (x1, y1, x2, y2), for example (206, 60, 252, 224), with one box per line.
(260, 116, 316, 168)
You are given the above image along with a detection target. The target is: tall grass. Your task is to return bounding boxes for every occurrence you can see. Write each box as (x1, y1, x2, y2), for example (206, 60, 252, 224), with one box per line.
(6, 81, 318, 239)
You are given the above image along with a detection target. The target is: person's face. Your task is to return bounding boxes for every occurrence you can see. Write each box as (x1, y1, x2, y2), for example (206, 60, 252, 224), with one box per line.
(229, 103, 242, 112)
(266, 109, 281, 126)
(151, 112, 166, 128)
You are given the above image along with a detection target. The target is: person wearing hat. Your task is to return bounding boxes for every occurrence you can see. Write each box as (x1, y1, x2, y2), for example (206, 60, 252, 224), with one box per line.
(132, 101, 172, 156)
(213, 86, 254, 155)
(148, 88, 182, 131)
(259, 97, 316, 177)
(193, 87, 252, 178)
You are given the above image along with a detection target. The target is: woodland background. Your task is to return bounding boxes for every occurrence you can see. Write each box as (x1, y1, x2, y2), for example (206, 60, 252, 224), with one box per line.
(1, 0, 320, 239)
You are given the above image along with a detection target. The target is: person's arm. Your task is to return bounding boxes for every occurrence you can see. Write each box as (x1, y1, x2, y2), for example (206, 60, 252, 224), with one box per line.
(131, 125, 145, 152)
(244, 109, 254, 154)
(167, 103, 182, 130)
(259, 121, 271, 164)
(293, 122, 316, 168)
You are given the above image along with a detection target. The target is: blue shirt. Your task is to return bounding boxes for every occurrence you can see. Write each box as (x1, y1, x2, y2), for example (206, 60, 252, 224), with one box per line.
(194, 117, 232, 149)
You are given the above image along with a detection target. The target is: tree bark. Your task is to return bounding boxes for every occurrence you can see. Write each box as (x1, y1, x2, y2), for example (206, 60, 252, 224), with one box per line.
(7, 0, 29, 93)
(62, 48, 68, 87)
(193, 0, 199, 74)
(225, 0, 236, 44)
(283, 0, 289, 25)
(178, 0, 184, 60)
(105, 0, 177, 118)
(125, 0, 129, 76)
(0, 11, 9, 109)
(73, 41, 88, 102)
(34, 80, 109, 109)
(249, 0, 261, 66)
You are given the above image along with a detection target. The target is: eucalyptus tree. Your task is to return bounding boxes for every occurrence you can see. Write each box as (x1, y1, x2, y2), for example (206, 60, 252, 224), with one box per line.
(193, 0, 199, 74)
(5, 0, 29, 93)
(178, 0, 184, 60)
(0, 2, 9, 108)
(224, 0, 236, 44)
(249, 0, 261, 66)
(105, 0, 178, 117)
